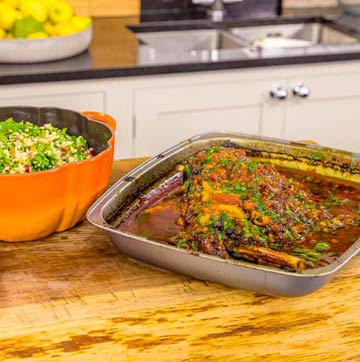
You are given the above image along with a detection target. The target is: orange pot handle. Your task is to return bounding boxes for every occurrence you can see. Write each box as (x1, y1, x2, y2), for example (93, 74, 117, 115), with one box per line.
(81, 111, 117, 133)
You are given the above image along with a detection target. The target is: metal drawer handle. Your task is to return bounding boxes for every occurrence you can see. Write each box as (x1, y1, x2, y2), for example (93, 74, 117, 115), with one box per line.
(270, 86, 288, 100)
(293, 84, 310, 98)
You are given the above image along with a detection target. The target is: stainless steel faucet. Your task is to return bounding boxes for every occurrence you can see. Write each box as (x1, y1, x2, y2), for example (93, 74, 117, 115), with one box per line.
(208, 0, 226, 22)
(192, 0, 243, 22)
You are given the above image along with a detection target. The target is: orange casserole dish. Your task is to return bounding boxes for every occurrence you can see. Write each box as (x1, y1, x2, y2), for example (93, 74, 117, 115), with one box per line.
(0, 107, 116, 242)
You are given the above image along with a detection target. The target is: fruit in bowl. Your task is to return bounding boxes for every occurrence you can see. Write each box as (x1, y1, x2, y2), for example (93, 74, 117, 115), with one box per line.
(0, 0, 93, 62)
(0, 0, 92, 39)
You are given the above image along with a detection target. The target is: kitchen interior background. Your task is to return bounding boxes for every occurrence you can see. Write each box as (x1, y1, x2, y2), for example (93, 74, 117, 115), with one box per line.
(67, 0, 338, 17)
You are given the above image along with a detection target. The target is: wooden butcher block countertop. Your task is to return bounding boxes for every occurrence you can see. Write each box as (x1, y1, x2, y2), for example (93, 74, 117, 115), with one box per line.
(1, 158, 360, 362)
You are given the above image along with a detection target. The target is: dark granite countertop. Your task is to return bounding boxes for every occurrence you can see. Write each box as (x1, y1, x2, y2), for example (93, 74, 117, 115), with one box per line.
(2, 8, 360, 85)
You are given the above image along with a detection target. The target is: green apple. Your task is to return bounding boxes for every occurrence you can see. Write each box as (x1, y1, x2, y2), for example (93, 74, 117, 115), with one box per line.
(48, 1, 73, 24)
(12, 16, 44, 38)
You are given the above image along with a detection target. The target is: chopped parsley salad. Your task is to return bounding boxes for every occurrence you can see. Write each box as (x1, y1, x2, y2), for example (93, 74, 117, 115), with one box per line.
(0, 117, 94, 174)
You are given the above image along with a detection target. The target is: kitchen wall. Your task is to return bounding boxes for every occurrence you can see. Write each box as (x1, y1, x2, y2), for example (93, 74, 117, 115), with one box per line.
(141, 0, 280, 20)
(68, 0, 337, 17)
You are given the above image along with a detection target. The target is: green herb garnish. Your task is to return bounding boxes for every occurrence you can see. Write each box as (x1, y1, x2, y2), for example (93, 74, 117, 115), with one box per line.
(314, 242, 331, 251)
(176, 239, 187, 248)
(312, 151, 325, 160)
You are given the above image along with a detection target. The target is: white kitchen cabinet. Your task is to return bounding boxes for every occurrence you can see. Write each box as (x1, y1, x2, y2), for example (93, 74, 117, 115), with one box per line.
(132, 62, 360, 156)
(2, 61, 360, 159)
(0, 80, 134, 159)
(284, 72, 360, 153)
(133, 78, 285, 156)
(0, 91, 105, 112)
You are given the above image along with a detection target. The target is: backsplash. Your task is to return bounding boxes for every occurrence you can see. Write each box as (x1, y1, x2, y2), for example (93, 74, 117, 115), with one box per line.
(192, 0, 281, 19)
(141, 0, 281, 20)
(141, 0, 188, 15)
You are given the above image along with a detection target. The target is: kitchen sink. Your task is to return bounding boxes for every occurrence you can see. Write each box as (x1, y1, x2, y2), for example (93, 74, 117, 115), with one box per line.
(136, 29, 248, 53)
(130, 18, 360, 64)
(230, 22, 359, 48)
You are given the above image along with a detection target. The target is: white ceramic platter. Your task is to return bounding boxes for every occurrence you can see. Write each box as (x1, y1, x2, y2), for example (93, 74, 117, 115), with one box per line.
(0, 25, 92, 64)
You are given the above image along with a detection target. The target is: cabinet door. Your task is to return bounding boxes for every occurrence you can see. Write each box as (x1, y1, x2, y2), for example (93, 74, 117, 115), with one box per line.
(134, 79, 285, 156)
(284, 73, 360, 153)
(0, 91, 105, 113)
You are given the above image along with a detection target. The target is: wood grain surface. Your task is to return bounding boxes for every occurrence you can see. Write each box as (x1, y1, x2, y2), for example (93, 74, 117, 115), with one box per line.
(89, 17, 140, 68)
(1, 158, 360, 362)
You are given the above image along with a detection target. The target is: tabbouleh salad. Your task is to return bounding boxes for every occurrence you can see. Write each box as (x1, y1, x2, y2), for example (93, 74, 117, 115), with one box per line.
(0, 118, 94, 174)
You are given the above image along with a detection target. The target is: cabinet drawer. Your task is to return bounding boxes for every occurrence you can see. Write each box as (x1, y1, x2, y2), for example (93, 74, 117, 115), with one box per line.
(133, 79, 285, 156)
(284, 71, 360, 153)
(135, 80, 280, 112)
(288, 72, 360, 100)
(0, 92, 105, 113)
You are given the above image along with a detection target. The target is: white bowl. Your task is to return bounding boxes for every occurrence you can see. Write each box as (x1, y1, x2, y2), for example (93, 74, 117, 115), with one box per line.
(0, 25, 92, 63)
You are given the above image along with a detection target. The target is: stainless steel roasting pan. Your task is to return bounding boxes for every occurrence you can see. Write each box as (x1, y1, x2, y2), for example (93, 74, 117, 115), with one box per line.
(87, 132, 360, 297)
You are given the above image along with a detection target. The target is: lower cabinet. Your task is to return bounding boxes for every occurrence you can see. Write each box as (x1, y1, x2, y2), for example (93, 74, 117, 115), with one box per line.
(0, 91, 105, 114)
(284, 72, 360, 153)
(133, 64, 360, 156)
(1, 62, 360, 158)
(0, 81, 134, 159)
(133, 78, 284, 156)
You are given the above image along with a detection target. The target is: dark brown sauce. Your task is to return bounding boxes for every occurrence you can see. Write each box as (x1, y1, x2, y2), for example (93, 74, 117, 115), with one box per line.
(125, 198, 182, 241)
(280, 168, 360, 256)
